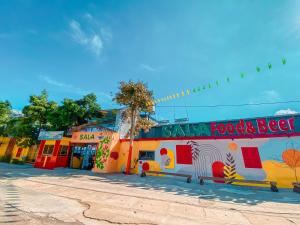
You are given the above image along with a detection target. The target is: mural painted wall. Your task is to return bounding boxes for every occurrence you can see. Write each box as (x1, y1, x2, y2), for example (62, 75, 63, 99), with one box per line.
(92, 132, 121, 173)
(119, 136, 300, 188)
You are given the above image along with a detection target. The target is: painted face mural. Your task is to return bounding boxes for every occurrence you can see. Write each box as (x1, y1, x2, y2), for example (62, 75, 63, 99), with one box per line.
(160, 148, 170, 167)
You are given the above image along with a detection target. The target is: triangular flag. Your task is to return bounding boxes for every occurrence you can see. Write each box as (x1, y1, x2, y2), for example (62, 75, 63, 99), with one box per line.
(268, 63, 272, 69)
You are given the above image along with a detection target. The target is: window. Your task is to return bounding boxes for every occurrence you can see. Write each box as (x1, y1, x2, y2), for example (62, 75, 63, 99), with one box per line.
(16, 148, 23, 157)
(241, 147, 262, 168)
(42, 145, 54, 156)
(59, 146, 68, 156)
(139, 151, 155, 161)
(176, 145, 193, 165)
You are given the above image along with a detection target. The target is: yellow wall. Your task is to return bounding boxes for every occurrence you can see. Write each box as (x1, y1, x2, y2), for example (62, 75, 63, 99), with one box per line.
(26, 145, 38, 162)
(117, 140, 160, 174)
(44, 137, 70, 147)
(60, 137, 71, 146)
(11, 145, 29, 161)
(0, 137, 11, 157)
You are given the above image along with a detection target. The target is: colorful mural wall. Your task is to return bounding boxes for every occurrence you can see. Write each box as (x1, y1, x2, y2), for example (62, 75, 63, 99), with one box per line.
(23, 113, 300, 189)
(92, 132, 120, 173)
(117, 137, 300, 188)
(0, 137, 37, 163)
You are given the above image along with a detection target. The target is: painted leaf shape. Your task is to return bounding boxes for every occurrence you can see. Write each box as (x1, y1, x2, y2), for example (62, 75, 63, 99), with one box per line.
(282, 149, 300, 168)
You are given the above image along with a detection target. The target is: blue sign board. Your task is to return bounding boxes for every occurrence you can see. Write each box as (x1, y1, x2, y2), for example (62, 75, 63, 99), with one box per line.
(38, 131, 64, 140)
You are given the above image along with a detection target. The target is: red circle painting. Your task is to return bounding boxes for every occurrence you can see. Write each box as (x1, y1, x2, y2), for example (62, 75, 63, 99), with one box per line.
(142, 162, 150, 171)
(110, 152, 119, 160)
(160, 148, 168, 155)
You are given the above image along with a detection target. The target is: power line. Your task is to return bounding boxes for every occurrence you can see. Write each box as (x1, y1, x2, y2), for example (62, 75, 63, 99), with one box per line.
(156, 100, 300, 108)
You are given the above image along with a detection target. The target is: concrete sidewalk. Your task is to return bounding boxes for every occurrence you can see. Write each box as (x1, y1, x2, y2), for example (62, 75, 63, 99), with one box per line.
(0, 163, 300, 225)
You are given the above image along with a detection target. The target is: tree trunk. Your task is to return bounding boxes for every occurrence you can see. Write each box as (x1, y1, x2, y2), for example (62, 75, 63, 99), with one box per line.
(126, 110, 135, 175)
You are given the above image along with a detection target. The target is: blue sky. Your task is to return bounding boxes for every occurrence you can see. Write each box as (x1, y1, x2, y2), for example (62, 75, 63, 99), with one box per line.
(0, 0, 300, 122)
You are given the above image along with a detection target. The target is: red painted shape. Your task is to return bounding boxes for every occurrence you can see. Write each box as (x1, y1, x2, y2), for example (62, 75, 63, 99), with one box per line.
(212, 161, 225, 183)
(56, 144, 70, 168)
(56, 156, 69, 167)
(241, 147, 262, 168)
(110, 152, 119, 160)
(160, 148, 167, 155)
(142, 162, 150, 171)
(34, 140, 46, 168)
(16, 148, 22, 157)
(126, 144, 133, 175)
(35, 141, 61, 170)
(176, 145, 192, 165)
(45, 140, 61, 169)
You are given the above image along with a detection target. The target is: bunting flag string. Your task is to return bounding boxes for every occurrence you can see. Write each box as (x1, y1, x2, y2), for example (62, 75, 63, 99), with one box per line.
(146, 58, 287, 106)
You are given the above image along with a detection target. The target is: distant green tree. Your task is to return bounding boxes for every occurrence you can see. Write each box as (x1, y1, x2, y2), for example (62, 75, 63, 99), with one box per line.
(0, 100, 12, 136)
(8, 90, 57, 147)
(6, 117, 39, 147)
(48, 93, 102, 132)
(114, 81, 154, 174)
(22, 90, 58, 132)
(6, 91, 102, 147)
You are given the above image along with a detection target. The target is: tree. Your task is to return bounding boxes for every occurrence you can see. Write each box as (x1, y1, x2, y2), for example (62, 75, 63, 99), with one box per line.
(48, 93, 102, 132)
(22, 90, 57, 133)
(282, 149, 300, 183)
(9, 90, 57, 147)
(114, 81, 154, 174)
(0, 100, 12, 136)
(6, 117, 39, 147)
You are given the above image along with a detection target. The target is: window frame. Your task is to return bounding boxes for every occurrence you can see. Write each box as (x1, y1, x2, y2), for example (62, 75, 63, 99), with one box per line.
(42, 145, 54, 156)
(59, 145, 68, 156)
(139, 151, 155, 161)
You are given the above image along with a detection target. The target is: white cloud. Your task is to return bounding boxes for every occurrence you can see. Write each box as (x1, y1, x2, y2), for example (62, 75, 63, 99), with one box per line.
(140, 64, 163, 72)
(39, 75, 111, 100)
(39, 75, 72, 88)
(275, 109, 298, 116)
(262, 90, 280, 101)
(90, 35, 103, 55)
(69, 19, 103, 56)
(249, 90, 280, 104)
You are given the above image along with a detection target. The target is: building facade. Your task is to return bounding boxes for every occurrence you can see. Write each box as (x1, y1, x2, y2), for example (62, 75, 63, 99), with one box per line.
(30, 113, 300, 189)
(114, 114, 300, 188)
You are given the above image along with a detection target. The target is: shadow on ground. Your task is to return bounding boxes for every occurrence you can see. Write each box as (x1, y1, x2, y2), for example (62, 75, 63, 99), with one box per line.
(1, 162, 299, 206)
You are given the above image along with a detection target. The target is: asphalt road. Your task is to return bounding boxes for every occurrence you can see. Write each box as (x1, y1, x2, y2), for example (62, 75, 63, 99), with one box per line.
(0, 163, 300, 225)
